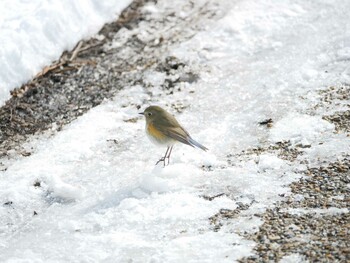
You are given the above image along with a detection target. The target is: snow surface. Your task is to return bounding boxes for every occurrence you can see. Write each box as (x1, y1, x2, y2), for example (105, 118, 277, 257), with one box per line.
(1, 0, 350, 262)
(0, 0, 132, 106)
(281, 207, 349, 216)
(280, 253, 309, 263)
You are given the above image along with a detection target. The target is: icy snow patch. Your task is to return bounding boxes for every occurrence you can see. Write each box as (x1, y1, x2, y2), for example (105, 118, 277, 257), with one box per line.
(270, 113, 334, 145)
(44, 174, 85, 201)
(258, 154, 286, 171)
(300, 134, 350, 167)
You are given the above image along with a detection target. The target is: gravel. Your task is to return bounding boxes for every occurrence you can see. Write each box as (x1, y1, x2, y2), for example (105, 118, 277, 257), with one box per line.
(319, 85, 350, 134)
(240, 157, 350, 262)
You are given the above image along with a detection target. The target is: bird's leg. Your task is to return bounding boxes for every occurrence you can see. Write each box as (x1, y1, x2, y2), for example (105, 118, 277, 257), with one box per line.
(165, 146, 173, 166)
(156, 146, 170, 166)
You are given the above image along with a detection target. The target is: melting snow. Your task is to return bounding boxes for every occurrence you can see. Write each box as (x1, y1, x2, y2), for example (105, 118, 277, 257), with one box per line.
(1, 0, 350, 262)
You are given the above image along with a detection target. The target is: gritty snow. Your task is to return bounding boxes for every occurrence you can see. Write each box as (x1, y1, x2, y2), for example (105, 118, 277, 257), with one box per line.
(281, 207, 349, 216)
(280, 253, 309, 263)
(1, 0, 350, 262)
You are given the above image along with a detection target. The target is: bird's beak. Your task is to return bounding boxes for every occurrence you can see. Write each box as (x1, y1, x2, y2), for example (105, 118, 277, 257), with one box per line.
(139, 112, 144, 115)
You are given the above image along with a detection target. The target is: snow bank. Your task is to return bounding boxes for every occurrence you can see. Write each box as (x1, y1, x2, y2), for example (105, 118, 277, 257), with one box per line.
(0, 0, 132, 106)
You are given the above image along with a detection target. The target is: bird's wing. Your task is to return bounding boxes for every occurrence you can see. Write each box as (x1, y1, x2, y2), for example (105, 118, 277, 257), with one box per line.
(154, 123, 194, 147)
(154, 122, 208, 151)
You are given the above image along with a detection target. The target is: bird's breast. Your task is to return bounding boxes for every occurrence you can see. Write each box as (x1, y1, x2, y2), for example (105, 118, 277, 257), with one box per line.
(146, 123, 173, 145)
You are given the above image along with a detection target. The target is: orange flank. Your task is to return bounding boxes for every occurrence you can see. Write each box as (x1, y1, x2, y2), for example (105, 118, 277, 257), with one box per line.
(147, 123, 166, 140)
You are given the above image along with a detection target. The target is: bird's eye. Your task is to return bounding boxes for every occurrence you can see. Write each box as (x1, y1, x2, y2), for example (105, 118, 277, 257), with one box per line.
(147, 112, 152, 116)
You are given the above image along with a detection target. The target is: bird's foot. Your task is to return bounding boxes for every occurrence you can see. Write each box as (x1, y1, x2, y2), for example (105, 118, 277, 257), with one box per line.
(155, 156, 169, 167)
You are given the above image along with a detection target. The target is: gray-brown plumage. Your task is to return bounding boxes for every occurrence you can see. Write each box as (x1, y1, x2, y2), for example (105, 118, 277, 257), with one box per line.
(140, 105, 208, 166)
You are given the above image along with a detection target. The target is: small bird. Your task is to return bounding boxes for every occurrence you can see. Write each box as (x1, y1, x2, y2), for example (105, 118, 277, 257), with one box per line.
(139, 106, 208, 166)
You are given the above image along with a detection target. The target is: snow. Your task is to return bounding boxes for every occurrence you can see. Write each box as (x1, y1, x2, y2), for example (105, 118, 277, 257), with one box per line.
(280, 253, 309, 263)
(257, 154, 286, 171)
(282, 207, 349, 216)
(1, 0, 350, 262)
(270, 113, 334, 145)
(0, 0, 132, 106)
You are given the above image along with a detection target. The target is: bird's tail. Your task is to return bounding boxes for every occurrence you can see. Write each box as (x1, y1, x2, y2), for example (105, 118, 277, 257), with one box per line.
(188, 137, 208, 151)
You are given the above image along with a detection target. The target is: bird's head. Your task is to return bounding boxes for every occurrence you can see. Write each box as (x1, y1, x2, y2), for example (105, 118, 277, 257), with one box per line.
(139, 105, 167, 123)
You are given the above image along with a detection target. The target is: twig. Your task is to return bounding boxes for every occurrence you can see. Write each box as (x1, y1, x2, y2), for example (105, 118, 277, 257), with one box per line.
(70, 41, 83, 61)
(78, 42, 104, 53)
(34, 62, 64, 79)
